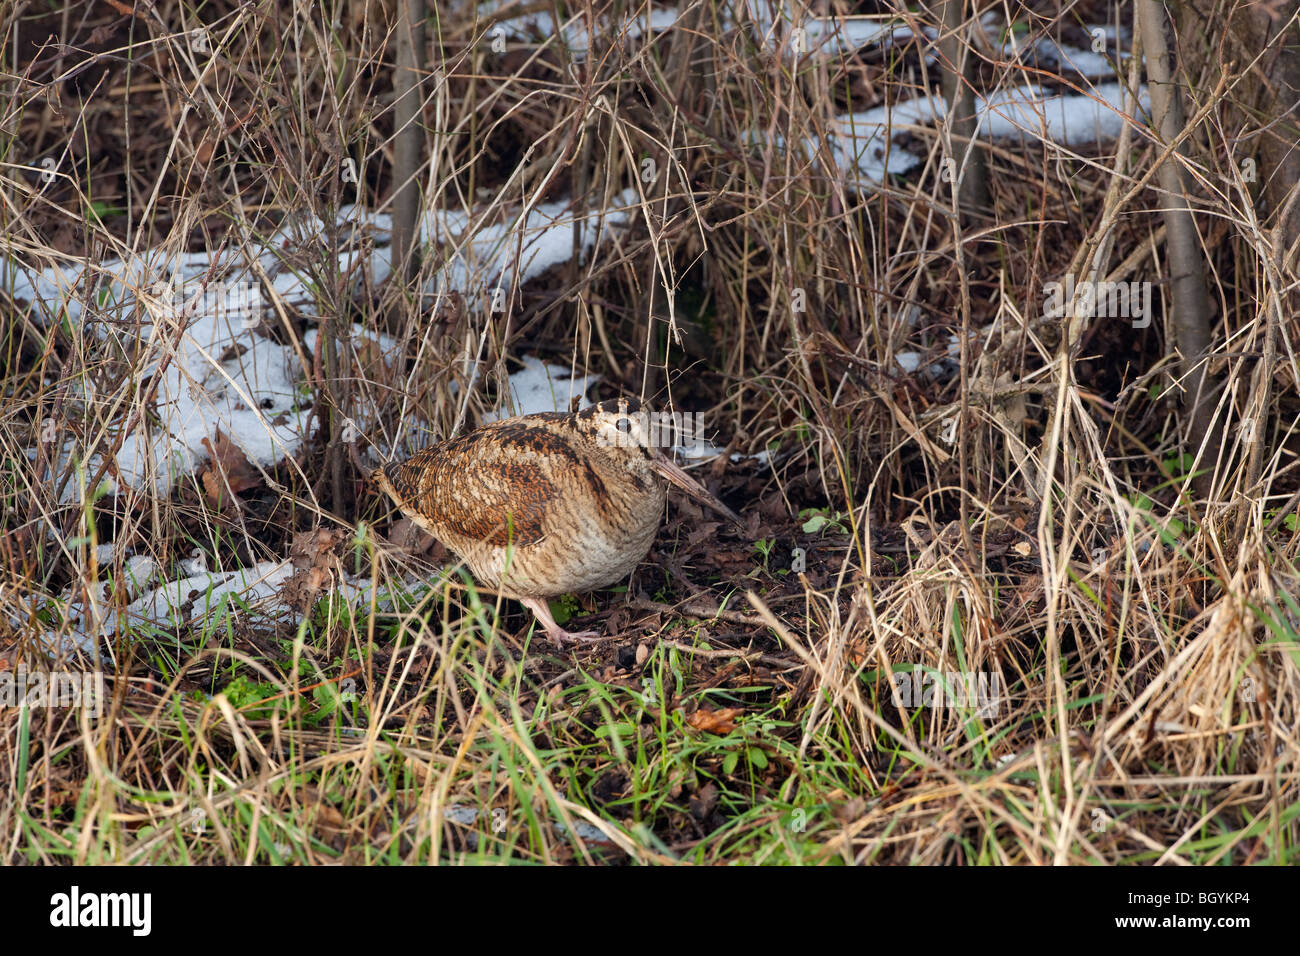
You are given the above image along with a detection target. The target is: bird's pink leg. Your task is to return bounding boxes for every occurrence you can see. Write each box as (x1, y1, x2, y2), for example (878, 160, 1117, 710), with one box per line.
(519, 597, 604, 646)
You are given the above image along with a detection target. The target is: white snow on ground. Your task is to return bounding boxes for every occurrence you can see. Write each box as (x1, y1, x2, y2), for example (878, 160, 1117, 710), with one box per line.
(893, 347, 956, 379)
(813, 94, 945, 185)
(4, 209, 382, 330)
(34, 555, 435, 655)
(977, 82, 1142, 147)
(475, 357, 766, 467)
(480, 355, 600, 421)
(481, 3, 679, 55)
(5, 196, 635, 334)
(894, 351, 924, 374)
(798, 81, 1145, 190)
(422, 190, 636, 301)
(1000, 26, 1130, 81)
(120, 560, 295, 636)
(747, 5, 1126, 74)
(1011, 38, 1117, 79)
(803, 17, 917, 55)
(6, 194, 637, 502)
(34, 559, 294, 654)
(479, 0, 921, 59)
(26, 302, 307, 503)
(476, 1, 1124, 90)
(125, 555, 159, 593)
(302, 323, 400, 360)
(743, 0, 923, 57)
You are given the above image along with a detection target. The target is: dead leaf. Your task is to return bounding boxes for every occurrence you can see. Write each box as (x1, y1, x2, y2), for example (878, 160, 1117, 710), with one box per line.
(290, 528, 347, 569)
(687, 707, 745, 734)
(200, 431, 262, 508)
(281, 528, 349, 611)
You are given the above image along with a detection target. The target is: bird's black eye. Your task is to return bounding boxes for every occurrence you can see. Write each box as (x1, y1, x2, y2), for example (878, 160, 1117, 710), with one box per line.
(616, 416, 632, 433)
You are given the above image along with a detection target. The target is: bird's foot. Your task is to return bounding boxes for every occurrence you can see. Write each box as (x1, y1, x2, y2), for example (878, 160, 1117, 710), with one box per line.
(520, 597, 608, 648)
(547, 627, 605, 647)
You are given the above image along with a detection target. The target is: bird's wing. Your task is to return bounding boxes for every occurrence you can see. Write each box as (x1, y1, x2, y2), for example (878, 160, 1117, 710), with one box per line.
(383, 420, 580, 547)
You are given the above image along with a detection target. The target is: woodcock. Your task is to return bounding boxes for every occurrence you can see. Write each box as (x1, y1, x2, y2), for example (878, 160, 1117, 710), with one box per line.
(372, 398, 740, 645)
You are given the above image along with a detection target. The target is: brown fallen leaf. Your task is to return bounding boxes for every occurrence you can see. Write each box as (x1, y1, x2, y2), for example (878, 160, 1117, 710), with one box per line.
(687, 707, 745, 735)
(280, 528, 349, 611)
(290, 528, 347, 569)
(200, 431, 262, 509)
(306, 565, 331, 592)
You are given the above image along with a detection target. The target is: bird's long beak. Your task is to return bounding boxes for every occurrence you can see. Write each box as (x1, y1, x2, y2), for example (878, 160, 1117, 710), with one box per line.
(650, 450, 742, 525)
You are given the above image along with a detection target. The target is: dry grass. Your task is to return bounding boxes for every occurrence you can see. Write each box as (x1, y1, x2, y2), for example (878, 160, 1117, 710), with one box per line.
(1, 0, 1298, 865)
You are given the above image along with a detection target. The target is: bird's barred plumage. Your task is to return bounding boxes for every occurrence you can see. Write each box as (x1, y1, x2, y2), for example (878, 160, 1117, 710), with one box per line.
(373, 399, 666, 599)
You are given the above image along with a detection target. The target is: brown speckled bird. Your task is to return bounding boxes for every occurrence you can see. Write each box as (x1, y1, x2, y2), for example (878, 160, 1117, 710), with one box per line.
(372, 397, 739, 645)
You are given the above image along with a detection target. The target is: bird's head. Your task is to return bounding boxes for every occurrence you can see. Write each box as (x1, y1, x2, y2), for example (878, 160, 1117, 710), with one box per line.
(574, 397, 741, 525)
(576, 396, 656, 452)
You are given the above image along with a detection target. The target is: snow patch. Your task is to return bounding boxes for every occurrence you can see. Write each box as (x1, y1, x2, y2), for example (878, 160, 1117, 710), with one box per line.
(35, 559, 295, 656)
(423, 191, 637, 304)
(7, 194, 637, 502)
(479, 3, 679, 56)
(785, 82, 1145, 190)
(481, 356, 601, 421)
